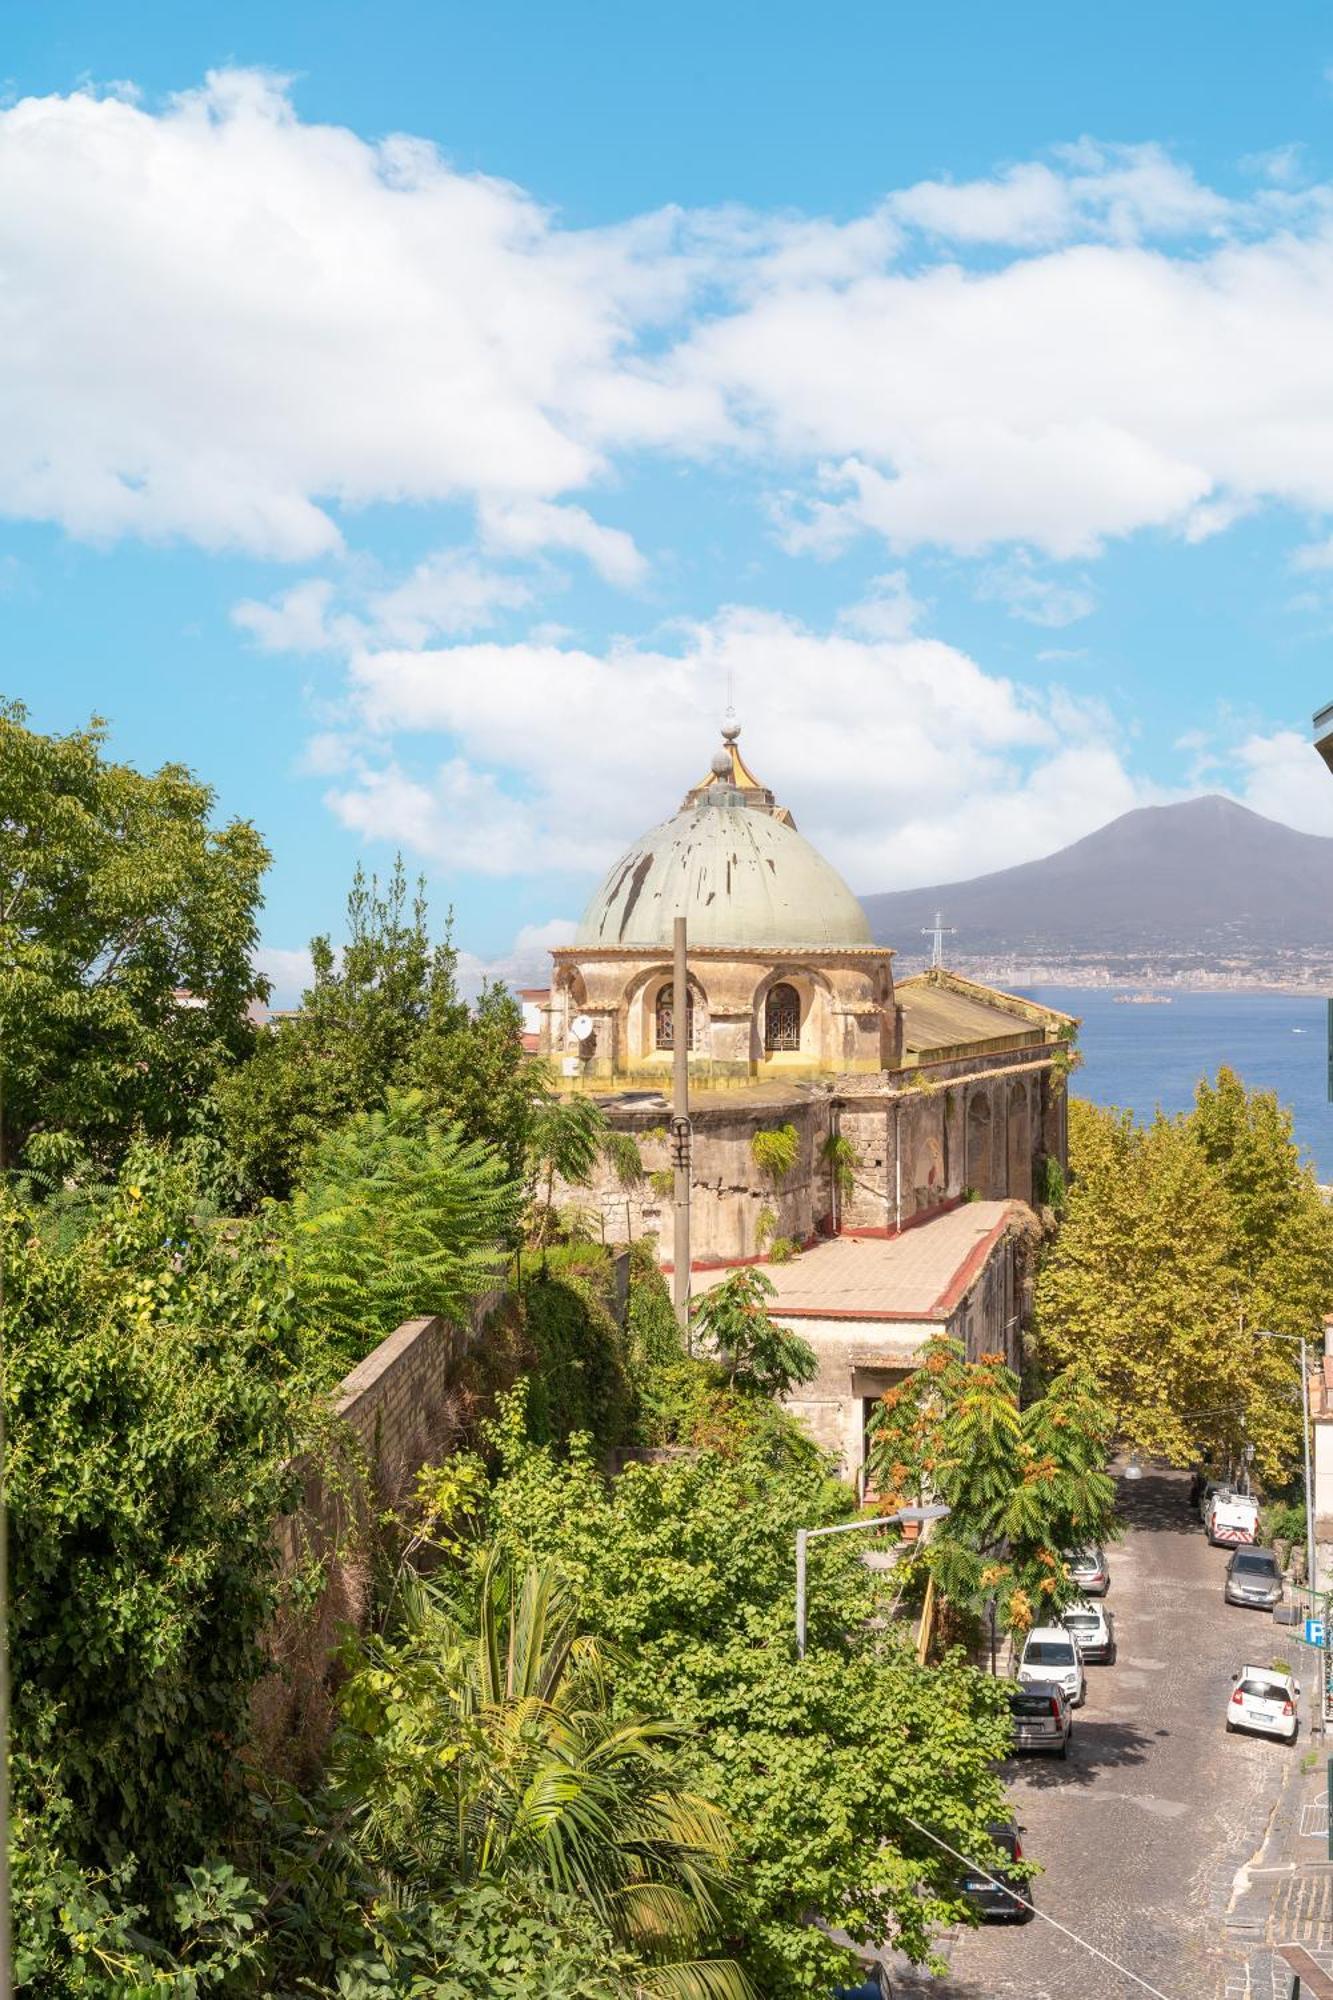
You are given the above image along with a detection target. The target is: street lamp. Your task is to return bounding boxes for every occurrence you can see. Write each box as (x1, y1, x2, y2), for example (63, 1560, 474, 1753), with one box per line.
(795, 1505, 951, 1657)
(1255, 1329, 1318, 1608)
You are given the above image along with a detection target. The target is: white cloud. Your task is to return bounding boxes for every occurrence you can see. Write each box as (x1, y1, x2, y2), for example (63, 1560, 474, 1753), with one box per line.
(1229, 728, 1333, 835)
(322, 605, 1152, 890)
(252, 943, 315, 1008)
(456, 917, 577, 1000)
(888, 144, 1229, 249)
(975, 552, 1096, 627)
(478, 498, 647, 587)
(367, 553, 533, 647)
(13, 81, 1333, 578)
(0, 71, 691, 557)
(838, 570, 924, 641)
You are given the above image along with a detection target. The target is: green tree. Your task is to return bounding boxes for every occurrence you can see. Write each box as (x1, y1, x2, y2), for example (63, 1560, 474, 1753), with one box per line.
(1032, 1100, 1244, 1466)
(0, 700, 268, 1177)
(336, 1552, 749, 1999)
(482, 1389, 1014, 1995)
(868, 1335, 1116, 1635)
(416, 976, 542, 1180)
(212, 858, 436, 1201)
(281, 1089, 520, 1373)
(3, 1143, 305, 1899)
(689, 1268, 817, 1398)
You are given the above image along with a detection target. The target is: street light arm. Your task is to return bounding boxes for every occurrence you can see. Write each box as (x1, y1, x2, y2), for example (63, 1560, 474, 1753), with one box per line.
(795, 1505, 951, 1655)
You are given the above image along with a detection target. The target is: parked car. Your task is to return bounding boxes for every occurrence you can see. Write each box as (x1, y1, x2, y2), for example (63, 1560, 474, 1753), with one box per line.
(1008, 1680, 1072, 1757)
(1064, 1545, 1110, 1595)
(1224, 1546, 1284, 1611)
(1208, 1491, 1260, 1549)
(1199, 1478, 1232, 1523)
(831, 1962, 892, 1999)
(1017, 1626, 1086, 1708)
(1060, 1597, 1116, 1664)
(1226, 1664, 1301, 1743)
(960, 1821, 1034, 1922)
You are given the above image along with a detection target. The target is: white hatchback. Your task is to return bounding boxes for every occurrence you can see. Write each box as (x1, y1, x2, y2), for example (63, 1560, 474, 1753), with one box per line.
(1017, 1626, 1086, 1709)
(1226, 1664, 1301, 1743)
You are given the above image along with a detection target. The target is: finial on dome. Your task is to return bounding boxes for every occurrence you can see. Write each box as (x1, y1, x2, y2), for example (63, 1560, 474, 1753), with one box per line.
(722, 711, 741, 745)
(710, 749, 731, 778)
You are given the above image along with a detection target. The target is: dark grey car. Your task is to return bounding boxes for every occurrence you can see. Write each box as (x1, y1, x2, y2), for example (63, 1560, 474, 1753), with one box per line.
(1008, 1681, 1072, 1757)
(1225, 1546, 1283, 1611)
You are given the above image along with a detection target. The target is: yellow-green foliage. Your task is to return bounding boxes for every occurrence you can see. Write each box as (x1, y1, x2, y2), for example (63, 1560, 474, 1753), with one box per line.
(750, 1124, 799, 1187)
(1033, 1074, 1333, 1482)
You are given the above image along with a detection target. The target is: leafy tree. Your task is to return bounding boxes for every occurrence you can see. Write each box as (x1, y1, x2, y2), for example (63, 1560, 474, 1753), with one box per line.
(690, 1268, 817, 1399)
(0, 699, 268, 1177)
(213, 858, 437, 1201)
(281, 1088, 521, 1373)
(527, 1093, 642, 1245)
(867, 1335, 1117, 1635)
(1032, 1100, 1244, 1466)
(3, 1143, 306, 1900)
(215, 860, 541, 1204)
(482, 1389, 1014, 1995)
(335, 1552, 749, 1999)
(1033, 1082, 1333, 1482)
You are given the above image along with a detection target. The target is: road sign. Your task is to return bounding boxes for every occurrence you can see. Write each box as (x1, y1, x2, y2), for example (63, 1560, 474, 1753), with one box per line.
(1306, 1617, 1327, 1648)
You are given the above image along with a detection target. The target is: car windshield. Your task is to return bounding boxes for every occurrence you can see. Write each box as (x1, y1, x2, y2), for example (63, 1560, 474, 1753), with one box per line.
(1010, 1694, 1058, 1717)
(1237, 1678, 1288, 1701)
(1069, 1550, 1099, 1567)
(1232, 1552, 1278, 1575)
(1026, 1641, 1075, 1665)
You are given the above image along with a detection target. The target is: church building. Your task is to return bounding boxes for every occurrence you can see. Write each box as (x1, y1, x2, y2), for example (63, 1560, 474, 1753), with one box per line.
(535, 724, 1076, 1481)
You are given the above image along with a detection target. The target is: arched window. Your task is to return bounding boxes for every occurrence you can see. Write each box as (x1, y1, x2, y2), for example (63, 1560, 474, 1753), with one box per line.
(764, 982, 801, 1052)
(655, 984, 695, 1050)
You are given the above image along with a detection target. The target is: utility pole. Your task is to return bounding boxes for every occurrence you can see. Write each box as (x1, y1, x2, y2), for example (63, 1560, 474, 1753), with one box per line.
(922, 910, 956, 969)
(671, 915, 691, 1333)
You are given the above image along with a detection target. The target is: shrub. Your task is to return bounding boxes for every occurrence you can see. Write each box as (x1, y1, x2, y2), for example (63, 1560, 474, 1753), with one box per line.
(750, 1124, 799, 1186)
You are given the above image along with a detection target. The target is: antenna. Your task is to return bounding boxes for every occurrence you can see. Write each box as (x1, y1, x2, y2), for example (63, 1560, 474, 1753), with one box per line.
(922, 909, 956, 969)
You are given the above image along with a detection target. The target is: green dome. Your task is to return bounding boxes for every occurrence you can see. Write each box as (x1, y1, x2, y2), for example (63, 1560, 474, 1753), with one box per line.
(575, 790, 872, 952)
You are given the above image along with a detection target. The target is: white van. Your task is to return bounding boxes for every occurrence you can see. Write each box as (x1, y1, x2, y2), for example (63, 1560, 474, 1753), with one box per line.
(1208, 1491, 1259, 1548)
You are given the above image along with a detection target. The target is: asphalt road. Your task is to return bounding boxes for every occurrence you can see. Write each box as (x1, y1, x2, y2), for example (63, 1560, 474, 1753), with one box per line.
(894, 1467, 1296, 2000)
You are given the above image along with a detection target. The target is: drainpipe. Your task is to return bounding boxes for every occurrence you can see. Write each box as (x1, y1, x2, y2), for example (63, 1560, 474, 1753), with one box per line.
(894, 1099, 902, 1232)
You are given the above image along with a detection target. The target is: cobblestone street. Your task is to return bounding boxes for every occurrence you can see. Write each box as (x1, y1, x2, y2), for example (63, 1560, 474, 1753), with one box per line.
(894, 1468, 1298, 2000)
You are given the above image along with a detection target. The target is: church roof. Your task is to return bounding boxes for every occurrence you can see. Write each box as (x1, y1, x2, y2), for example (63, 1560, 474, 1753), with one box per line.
(575, 734, 873, 952)
(897, 968, 1077, 1063)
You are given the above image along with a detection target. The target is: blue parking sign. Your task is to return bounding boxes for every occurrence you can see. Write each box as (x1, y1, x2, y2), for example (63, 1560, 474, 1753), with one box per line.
(1305, 1617, 1326, 1648)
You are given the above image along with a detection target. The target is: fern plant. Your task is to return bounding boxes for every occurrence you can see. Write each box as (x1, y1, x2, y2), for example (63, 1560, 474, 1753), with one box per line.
(750, 1124, 799, 1187)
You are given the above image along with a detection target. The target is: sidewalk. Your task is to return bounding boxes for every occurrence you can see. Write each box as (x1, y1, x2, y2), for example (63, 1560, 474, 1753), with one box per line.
(1225, 1734, 1333, 1998)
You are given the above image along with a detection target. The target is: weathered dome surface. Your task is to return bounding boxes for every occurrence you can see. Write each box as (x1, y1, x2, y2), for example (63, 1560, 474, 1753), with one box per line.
(575, 792, 873, 951)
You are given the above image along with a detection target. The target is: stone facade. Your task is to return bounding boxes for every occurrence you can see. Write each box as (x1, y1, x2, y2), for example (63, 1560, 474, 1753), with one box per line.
(542, 942, 897, 1085)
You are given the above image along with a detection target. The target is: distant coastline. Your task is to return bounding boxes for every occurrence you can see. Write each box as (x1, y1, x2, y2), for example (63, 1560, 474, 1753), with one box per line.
(897, 962, 1333, 1001)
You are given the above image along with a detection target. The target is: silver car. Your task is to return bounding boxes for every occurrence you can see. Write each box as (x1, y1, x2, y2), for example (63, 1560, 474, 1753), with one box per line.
(1224, 1546, 1283, 1611)
(1008, 1680, 1072, 1757)
(1065, 1546, 1109, 1596)
(1060, 1598, 1116, 1664)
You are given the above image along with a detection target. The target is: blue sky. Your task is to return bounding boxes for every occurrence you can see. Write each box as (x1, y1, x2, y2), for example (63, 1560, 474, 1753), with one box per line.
(9, 2, 1333, 999)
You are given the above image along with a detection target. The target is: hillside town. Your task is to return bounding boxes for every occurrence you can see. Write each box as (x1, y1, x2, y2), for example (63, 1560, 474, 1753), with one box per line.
(13, 13, 1333, 2000)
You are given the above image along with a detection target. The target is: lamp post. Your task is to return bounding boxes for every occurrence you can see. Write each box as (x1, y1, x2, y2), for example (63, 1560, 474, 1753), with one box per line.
(795, 1505, 950, 1657)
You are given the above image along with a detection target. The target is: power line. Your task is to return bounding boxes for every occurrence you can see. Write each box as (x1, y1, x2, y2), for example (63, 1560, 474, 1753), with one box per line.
(898, 1813, 1179, 2000)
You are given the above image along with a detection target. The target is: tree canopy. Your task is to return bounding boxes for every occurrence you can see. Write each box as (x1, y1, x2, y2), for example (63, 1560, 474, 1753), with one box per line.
(0, 699, 268, 1177)
(1033, 1074, 1333, 1480)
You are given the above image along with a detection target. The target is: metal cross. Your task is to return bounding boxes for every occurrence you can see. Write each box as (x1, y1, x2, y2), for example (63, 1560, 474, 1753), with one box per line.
(922, 909, 956, 968)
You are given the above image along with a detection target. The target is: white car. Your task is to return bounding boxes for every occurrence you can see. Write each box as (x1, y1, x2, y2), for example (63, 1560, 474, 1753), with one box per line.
(1226, 1664, 1301, 1743)
(1017, 1626, 1086, 1709)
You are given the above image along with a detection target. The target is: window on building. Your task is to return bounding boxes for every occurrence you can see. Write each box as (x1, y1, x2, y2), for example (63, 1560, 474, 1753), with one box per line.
(764, 981, 801, 1052)
(655, 985, 695, 1050)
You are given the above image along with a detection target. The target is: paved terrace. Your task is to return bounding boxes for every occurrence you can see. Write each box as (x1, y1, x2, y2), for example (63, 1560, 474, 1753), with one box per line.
(695, 1199, 1019, 1320)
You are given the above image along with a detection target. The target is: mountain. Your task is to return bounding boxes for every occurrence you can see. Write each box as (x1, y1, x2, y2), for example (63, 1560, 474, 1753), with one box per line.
(859, 796, 1333, 963)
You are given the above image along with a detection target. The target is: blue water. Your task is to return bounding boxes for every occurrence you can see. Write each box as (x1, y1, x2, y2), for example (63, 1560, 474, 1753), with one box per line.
(1014, 987, 1333, 1180)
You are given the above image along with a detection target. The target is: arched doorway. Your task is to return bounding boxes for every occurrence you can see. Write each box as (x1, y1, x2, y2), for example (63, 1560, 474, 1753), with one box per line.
(1006, 1079, 1031, 1204)
(966, 1093, 994, 1198)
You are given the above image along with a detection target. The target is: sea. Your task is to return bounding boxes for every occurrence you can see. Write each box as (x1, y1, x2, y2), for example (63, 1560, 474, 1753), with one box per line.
(1011, 987, 1333, 1181)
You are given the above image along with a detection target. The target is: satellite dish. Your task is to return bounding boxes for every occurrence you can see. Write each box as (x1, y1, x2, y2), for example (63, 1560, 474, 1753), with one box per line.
(570, 1014, 594, 1043)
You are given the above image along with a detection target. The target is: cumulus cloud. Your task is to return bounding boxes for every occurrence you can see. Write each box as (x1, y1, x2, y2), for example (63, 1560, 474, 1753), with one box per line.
(320, 605, 1152, 891)
(1228, 728, 1333, 835)
(456, 917, 577, 1000)
(11, 76, 1333, 581)
(0, 70, 690, 558)
(975, 552, 1096, 627)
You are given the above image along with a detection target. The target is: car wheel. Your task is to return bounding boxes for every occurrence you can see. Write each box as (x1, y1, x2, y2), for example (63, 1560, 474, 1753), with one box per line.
(1059, 1737, 1069, 1760)
(1225, 1719, 1235, 1733)
(1109, 1641, 1117, 1665)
